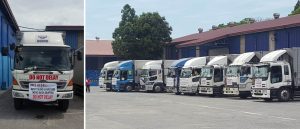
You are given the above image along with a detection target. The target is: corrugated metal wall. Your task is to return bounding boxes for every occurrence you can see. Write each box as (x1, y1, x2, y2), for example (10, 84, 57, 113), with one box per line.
(86, 56, 117, 86)
(165, 45, 177, 59)
(199, 36, 240, 56)
(65, 30, 79, 49)
(0, 10, 16, 90)
(180, 46, 196, 58)
(275, 27, 300, 49)
(245, 32, 269, 52)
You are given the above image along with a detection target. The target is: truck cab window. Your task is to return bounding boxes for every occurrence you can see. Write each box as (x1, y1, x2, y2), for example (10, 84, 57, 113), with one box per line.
(121, 71, 128, 80)
(284, 65, 289, 75)
(270, 66, 282, 83)
(214, 68, 223, 82)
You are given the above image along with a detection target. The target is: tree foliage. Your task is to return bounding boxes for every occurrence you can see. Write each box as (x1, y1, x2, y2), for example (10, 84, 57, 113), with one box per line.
(112, 4, 172, 60)
(217, 18, 255, 29)
(290, 0, 300, 16)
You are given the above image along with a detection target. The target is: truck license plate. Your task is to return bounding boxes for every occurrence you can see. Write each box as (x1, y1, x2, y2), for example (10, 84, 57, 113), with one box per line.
(29, 83, 57, 102)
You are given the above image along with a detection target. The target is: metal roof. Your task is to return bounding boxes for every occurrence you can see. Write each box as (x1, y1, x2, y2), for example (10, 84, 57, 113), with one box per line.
(85, 40, 115, 56)
(45, 26, 84, 31)
(172, 14, 300, 48)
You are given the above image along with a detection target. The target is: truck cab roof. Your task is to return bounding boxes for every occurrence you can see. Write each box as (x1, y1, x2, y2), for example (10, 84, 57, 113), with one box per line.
(230, 52, 256, 66)
(207, 56, 228, 66)
(170, 58, 191, 68)
(182, 57, 207, 69)
(260, 50, 287, 62)
(103, 61, 119, 70)
(118, 60, 133, 70)
(18, 32, 69, 47)
(142, 60, 162, 70)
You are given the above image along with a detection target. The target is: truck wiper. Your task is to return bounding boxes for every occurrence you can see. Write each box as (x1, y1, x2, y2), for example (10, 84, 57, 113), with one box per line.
(24, 67, 35, 73)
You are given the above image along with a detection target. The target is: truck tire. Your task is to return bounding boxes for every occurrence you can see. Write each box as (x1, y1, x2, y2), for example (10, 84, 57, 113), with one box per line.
(14, 98, 23, 110)
(154, 85, 162, 93)
(125, 85, 133, 92)
(277, 88, 291, 102)
(58, 100, 69, 112)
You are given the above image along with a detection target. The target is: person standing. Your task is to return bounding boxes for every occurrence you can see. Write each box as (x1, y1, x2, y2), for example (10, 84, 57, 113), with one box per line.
(86, 78, 91, 93)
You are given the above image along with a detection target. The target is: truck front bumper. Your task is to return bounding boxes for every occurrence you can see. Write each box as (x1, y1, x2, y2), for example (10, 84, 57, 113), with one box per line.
(179, 86, 198, 93)
(12, 89, 73, 101)
(165, 86, 175, 92)
(199, 86, 223, 95)
(223, 86, 239, 96)
(145, 84, 154, 91)
(251, 88, 278, 98)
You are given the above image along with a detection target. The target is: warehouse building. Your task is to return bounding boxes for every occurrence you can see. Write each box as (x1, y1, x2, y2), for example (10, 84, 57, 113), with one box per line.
(0, 0, 19, 90)
(165, 14, 300, 59)
(86, 39, 117, 86)
(45, 25, 84, 50)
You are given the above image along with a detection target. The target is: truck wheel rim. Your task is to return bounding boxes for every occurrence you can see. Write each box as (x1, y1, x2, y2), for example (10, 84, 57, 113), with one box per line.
(127, 86, 132, 91)
(155, 86, 161, 92)
(281, 90, 289, 100)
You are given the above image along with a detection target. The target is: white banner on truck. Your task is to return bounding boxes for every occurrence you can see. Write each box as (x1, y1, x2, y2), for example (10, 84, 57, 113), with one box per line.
(29, 83, 57, 102)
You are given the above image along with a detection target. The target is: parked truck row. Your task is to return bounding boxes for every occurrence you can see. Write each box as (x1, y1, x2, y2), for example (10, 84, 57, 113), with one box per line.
(99, 47, 300, 102)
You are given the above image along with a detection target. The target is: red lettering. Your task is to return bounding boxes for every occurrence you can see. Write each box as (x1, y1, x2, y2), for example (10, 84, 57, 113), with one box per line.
(28, 75, 59, 80)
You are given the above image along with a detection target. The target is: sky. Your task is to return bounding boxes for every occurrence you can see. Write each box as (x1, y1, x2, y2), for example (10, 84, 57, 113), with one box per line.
(8, 0, 84, 31)
(86, 0, 298, 40)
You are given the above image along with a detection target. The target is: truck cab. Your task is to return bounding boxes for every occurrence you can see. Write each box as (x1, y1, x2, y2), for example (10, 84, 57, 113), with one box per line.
(251, 49, 300, 102)
(223, 52, 261, 98)
(112, 60, 148, 92)
(12, 32, 74, 111)
(199, 55, 237, 96)
(99, 61, 119, 91)
(179, 57, 208, 94)
(165, 58, 191, 95)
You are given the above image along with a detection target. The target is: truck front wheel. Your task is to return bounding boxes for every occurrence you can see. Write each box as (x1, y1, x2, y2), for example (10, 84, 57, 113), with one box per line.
(125, 85, 133, 92)
(58, 100, 69, 112)
(154, 85, 162, 93)
(14, 98, 24, 110)
(277, 88, 291, 102)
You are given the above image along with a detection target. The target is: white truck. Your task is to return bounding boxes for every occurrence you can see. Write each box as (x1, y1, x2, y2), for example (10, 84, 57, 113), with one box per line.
(99, 61, 119, 91)
(12, 32, 75, 111)
(140, 60, 174, 93)
(223, 52, 264, 98)
(251, 48, 300, 102)
(199, 55, 238, 96)
(179, 57, 208, 94)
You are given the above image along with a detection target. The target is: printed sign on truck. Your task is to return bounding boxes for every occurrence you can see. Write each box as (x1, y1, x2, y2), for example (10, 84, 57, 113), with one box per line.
(29, 83, 57, 102)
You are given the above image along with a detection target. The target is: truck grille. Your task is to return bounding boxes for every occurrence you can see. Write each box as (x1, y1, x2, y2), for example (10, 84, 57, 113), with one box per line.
(19, 81, 67, 89)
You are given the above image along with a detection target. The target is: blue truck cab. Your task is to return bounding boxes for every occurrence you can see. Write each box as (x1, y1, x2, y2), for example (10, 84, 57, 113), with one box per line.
(111, 60, 148, 92)
(166, 58, 191, 95)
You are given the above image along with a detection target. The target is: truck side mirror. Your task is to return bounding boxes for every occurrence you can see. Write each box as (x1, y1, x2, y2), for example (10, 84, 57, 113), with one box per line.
(2, 47, 9, 56)
(76, 51, 83, 61)
(10, 43, 16, 50)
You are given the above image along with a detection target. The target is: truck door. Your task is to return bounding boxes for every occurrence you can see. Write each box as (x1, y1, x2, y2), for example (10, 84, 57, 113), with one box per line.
(270, 65, 284, 88)
(283, 65, 292, 86)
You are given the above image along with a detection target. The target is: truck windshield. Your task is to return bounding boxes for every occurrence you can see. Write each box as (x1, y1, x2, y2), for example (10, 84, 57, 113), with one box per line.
(14, 46, 71, 71)
(240, 66, 252, 77)
(254, 65, 269, 79)
(106, 70, 114, 79)
(140, 69, 149, 77)
(167, 68, 176, 77)
(113, 70, 120, 78)
(100, 69, 106, 78)
(180, 68, 192, 78)
(226, 66, 240, 76)
(201, 67, 213, 78)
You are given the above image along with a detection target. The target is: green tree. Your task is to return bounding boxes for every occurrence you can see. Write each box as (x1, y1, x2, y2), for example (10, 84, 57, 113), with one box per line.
(290, 0, 300, 15)
(112, 4, 172, 59)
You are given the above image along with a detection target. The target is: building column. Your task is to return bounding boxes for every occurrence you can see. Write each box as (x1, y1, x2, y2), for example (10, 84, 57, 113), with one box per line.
(178, 48, 182, 59)
(269, 31, 275, 51)
(196, 46, 200, 57)
(240, 35, 245, 53)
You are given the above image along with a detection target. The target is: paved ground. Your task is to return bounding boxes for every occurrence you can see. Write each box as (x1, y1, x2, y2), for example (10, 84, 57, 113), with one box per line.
(0, 89, 84, 129)
(87, 87, 300, 129)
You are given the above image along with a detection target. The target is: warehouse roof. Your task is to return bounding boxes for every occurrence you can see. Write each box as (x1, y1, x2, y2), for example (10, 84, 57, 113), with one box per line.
(86, 40, 115, 56)
(45, 26, 84, 31)
(0, 0, 19, 31)
(173, 14, 300, 48)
